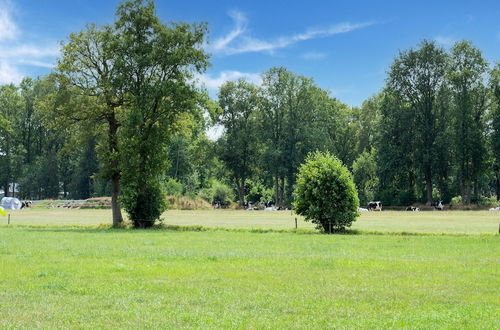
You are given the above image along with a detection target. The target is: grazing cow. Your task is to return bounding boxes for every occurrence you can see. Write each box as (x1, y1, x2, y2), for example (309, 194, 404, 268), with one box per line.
(406, 206, 420, 211)
(431, 201, 444, 210)
(367, 201, 382, 211)
(489, 206, 500, 211)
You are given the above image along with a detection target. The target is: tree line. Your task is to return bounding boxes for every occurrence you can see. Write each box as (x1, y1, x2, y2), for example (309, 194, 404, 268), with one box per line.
(0, 0, 499, 227)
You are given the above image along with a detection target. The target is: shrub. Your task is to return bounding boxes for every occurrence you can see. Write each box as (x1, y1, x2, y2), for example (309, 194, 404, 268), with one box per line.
(198, 180, 234, 206)
(121, 183, 166, 228)
(211, 181, 234, 205)
(164, 178, 184, 196)
(450, 195, 462, 206)
(246, 180, 273, 204)
(294, 151, 359, 233)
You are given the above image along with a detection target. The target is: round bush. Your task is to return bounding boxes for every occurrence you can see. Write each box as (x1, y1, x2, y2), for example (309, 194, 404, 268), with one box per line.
(294, 152, 359, 233)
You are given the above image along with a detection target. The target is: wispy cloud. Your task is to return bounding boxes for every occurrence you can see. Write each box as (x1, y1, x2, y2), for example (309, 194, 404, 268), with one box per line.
(0, 1, 58, 84)
(301, 51, 327, 60)
(213, 10, 247, 51)
(0, 0, 17, 41)
(212, 11, 374, 56)
(434, 35, 456, 47)
(196, 70, 262, 92)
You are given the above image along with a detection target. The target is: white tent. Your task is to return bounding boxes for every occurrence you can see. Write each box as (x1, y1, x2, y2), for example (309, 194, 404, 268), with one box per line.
(1, 197, 22, 210)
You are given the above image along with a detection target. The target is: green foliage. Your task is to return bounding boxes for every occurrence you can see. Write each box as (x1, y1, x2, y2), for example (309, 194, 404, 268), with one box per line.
(218, 79, 260, 205)
(245, 180, 273, 204)
(114, 0, 209, 228)
(450, 196, 462, 206)
(448, 41, 488, 204)
(198, 180, 234, 205)
(121, 183, 166, 228)
(352, 149, 379, 205)
(164, 178, 184, 196)
(294, 152, 359, 233)
(386, 40, 449, 204)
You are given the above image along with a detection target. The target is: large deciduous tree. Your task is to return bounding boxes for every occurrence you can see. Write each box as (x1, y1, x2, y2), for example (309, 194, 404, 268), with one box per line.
(259, 67, 315, 205)
(57, 23, 126, 226)
(490, 63, 500, 200)
(387, 40, 448, 204)
(57, 0, 209, 227)
(217, 80, 260, 206)
(447, 41, 488, 204)
(114, 0, 209, 227)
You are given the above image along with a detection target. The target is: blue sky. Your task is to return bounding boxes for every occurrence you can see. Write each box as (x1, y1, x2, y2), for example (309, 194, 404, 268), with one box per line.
(0, 0, 499, 106)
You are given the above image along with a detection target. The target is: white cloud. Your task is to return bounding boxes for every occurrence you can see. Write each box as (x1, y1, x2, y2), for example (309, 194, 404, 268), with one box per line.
(16, 59, 55, 68)
(212, 11, 374, 55)
(301, 51, 327, 60)
(0, 44, 59, 58)
(0, 60, 22, 84)
(212, 10, 247, 51)
(0, 0, 18, 41)
(196, 70, 262, 91)
(0, 1, 59, 84)
(434, 36, 455, 47)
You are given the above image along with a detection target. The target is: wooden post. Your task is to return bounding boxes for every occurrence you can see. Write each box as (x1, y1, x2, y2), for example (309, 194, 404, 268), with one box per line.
(295, 217, 297, 229)
(8, 214, 10, 225)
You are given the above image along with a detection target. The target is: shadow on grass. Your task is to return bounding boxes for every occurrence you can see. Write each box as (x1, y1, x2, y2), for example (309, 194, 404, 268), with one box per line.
(1, 223, 496, 237)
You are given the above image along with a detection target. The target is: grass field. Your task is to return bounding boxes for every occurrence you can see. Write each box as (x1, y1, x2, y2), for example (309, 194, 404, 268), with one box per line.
(1, 208, 499, 234)
(0, 209, 499, 328)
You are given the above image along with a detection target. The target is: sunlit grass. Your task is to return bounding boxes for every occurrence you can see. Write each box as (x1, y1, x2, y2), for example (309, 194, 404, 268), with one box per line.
(1, 208, 499, 234)
(0, 228, 498, 328)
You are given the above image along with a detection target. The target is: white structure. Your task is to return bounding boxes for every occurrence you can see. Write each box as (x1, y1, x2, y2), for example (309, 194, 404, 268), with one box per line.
(1, 197, 22, 210)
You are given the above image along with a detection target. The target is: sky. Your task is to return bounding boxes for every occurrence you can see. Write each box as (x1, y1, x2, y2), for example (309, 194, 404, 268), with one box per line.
(0, 0, 499, 107)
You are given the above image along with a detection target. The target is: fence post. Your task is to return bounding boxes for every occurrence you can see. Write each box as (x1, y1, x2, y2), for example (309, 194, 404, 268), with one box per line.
(8, 214, 10, 225)
(295, 217, 297, 229)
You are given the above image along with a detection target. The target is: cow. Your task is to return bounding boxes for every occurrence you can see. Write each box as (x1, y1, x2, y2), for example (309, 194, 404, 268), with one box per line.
(431, 201, 444, 210)
(20, 201, 32, 209)
(358, 207, 369, 212)
(406, 206, 420, 211)
(367, 201, 382, 211)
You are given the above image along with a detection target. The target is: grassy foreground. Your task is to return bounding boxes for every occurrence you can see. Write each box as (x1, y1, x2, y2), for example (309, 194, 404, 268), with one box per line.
(0, 228, 499, 328)
(1, 208, 499, 234)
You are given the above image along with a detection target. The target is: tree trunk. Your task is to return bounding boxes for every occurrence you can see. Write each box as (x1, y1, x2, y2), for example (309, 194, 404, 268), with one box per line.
(279, 177, 285, 206)
(108, 112, 123, 227)
(235, 179, 245, 206)
(496, 175, 500, 201)
(425, 172, 433, 205)
(274, 176, 279, 205)
(111, 173, 123, 226)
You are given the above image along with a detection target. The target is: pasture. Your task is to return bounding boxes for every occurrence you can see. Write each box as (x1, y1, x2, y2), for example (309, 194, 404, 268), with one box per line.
(0, 209, 499, 328)
(1, 208, 499, 234)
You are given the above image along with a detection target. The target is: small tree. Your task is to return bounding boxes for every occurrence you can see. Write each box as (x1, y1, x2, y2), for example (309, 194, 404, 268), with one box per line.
(294, 151, 359, 233)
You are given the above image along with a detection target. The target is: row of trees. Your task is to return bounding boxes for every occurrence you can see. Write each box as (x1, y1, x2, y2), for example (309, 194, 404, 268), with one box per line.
(0, 1, 498, 227)
(378, 41, 499, 205)
(216, 42, 500, 207)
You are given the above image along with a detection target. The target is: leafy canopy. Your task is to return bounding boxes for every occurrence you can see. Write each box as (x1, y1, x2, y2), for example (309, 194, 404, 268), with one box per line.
(294, 151, 359, 233)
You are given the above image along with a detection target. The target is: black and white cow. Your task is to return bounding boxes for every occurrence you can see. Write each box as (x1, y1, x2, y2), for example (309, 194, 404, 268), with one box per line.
(367, 201, 382, 211)
(20, 201, 32, 209)
(406, 206, 420, 211)
(431, 201, 444, 210)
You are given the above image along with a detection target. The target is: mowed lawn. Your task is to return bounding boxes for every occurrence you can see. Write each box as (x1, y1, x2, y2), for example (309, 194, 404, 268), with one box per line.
(1, 208, 499, 234)
(0, 228, 498, 328)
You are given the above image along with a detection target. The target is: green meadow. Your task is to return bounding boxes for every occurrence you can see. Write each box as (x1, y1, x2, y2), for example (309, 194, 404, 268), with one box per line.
(0, 209, 499, 328)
